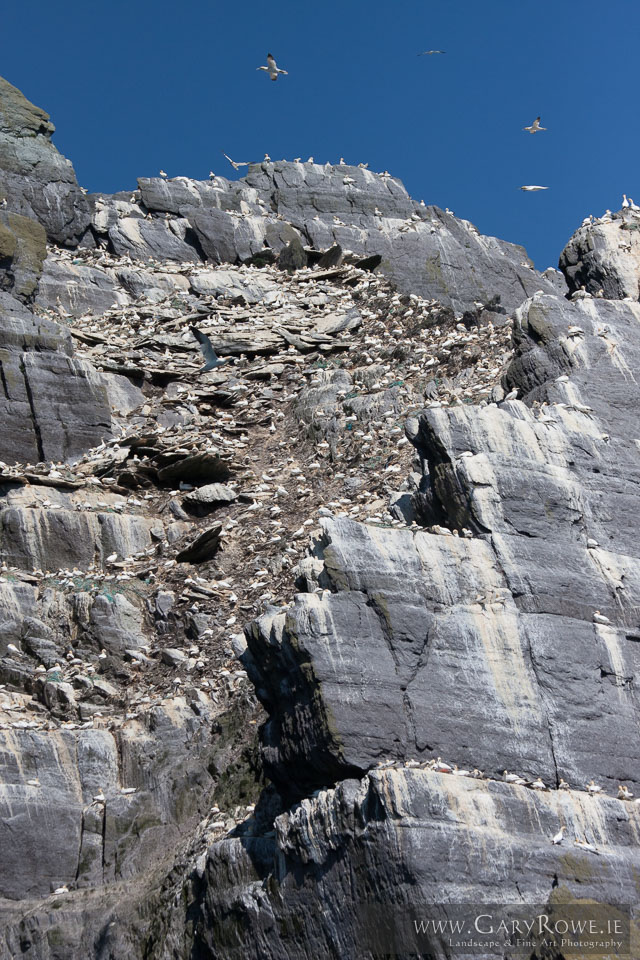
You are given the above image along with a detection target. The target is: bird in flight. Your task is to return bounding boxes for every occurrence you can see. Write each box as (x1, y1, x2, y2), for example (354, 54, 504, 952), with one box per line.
(222, 152, 250, 171)
(257, 53, 288, 81)
(418, 50, 445, 56)
(191, 327, 229, 372)
(523, 116, 546, 134)
(520, 185, 549, 192)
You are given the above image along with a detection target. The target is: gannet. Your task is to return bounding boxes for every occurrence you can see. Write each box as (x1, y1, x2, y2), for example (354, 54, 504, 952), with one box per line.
(432, 757, 453, 773)
(551, 826, 565, 844)
(418, 50, 446, 55)
(257, 53, 288, 81)
(593, 610, 611, 625)
(159, 170, 168, 179)
(622, 194, 630, 208)
(191, 327, 229, 372)
(630, 198, 640, 211)
(618, 784, 634, 800)
(264, 153, 271, 161)
(523, 116, 546, 134)
(53, 885, 69, 895)
(559, 778, 570, 790)
(222, 152, 250, 171)
(587, 780, 603, 795)
(530, 778, 547, 790)
(504, 388, 519, 400)
(503, 770, 522, 783)
(520, 185, 549, 191)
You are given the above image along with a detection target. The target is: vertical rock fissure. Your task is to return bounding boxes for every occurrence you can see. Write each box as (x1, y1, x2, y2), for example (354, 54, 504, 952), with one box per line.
(20, 357, 45, 462)
(0, 358, 8, 399)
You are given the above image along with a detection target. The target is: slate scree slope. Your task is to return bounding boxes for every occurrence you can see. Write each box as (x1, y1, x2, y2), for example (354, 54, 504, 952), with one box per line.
(1, 75, 640, 959)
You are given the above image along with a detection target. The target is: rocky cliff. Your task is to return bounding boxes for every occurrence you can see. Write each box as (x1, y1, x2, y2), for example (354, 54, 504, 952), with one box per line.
(1, 75, 638, 960)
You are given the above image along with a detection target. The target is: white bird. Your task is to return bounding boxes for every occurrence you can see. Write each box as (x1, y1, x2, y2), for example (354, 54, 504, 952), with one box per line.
(257, 53, 288, 81)
(520, 185, 549, 192)
(159, 170, 168, 179)
(618, 784, 634, 800)
(92, 789, 105, 804)
(622, 194, 630, 208)
(106, 553, 117, 563)
(504, 388, 519, 401)
(222, 152, 250, 171)
(432, 757, 453, 773)
(551, 825, 565, 844)
(523, 116, 546, 134)
(52, 885, 69, 895)
(630, 198, 640, 211)
(530, 778, 547, 791)
(503, 770, 522, 783)
(191, 327, 229, 372)
(263, 153, 271, 162)
(587, 780, 603, 795)
(593, 610, 611, 625)
(418, 50, 446, 56)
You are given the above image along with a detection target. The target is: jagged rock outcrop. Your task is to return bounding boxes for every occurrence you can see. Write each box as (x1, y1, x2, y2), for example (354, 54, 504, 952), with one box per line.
(83, 162, 565, 313)
(0, 77, 90, 246)
(559, 208, 640, 299)
(170, 291, 640, 955)
(2, 73, 638, 960)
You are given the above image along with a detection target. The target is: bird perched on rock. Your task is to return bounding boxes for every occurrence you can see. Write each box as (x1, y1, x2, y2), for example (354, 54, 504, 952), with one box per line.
(551, 826, 565, 844)
(257, 53, 288, 81)
(159, 170, 168, 179)
(523, 116, 546, 134)
(191, 327, 228, 372)
(618, 784, 634, 800)
(587, 780, 603, 795)
(593, 610, 611, 625)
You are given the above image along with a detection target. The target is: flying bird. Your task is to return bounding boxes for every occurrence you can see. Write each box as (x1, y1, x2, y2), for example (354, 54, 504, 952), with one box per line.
(191, 327, 228, 372)
(520, 185, 549, 192)
(523, 116, 546, 134)
(418, 50, 446, 56)
(222, 152, 250, 171)
(257, 53, 288, 81)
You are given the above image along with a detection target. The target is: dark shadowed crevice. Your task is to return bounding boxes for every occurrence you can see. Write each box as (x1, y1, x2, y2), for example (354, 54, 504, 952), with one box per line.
(20, 357, 45, 462)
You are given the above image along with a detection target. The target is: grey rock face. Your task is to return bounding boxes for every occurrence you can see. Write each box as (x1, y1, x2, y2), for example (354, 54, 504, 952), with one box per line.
(89, 164, 561, 312)
(179, 290, 640, 956)
(0, 308, 112, 464)
(0, 210, 46, 301)
(559, 208, 640, 299)
(0, 76, 90, 246)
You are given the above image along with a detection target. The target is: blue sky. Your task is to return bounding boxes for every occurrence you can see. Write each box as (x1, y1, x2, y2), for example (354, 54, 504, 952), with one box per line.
(3, 0, 638, 268)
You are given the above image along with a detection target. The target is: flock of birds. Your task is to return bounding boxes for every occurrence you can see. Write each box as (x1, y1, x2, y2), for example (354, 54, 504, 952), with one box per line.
(227, 51, 552, 194)
(376, 758, 637, 852)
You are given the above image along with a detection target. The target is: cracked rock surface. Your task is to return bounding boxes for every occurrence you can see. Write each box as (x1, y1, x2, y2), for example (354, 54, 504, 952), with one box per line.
(1, 74, 640, 960)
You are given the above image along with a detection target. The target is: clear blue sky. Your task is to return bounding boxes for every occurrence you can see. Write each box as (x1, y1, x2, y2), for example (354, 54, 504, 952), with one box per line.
(3, 0, 638, 269)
